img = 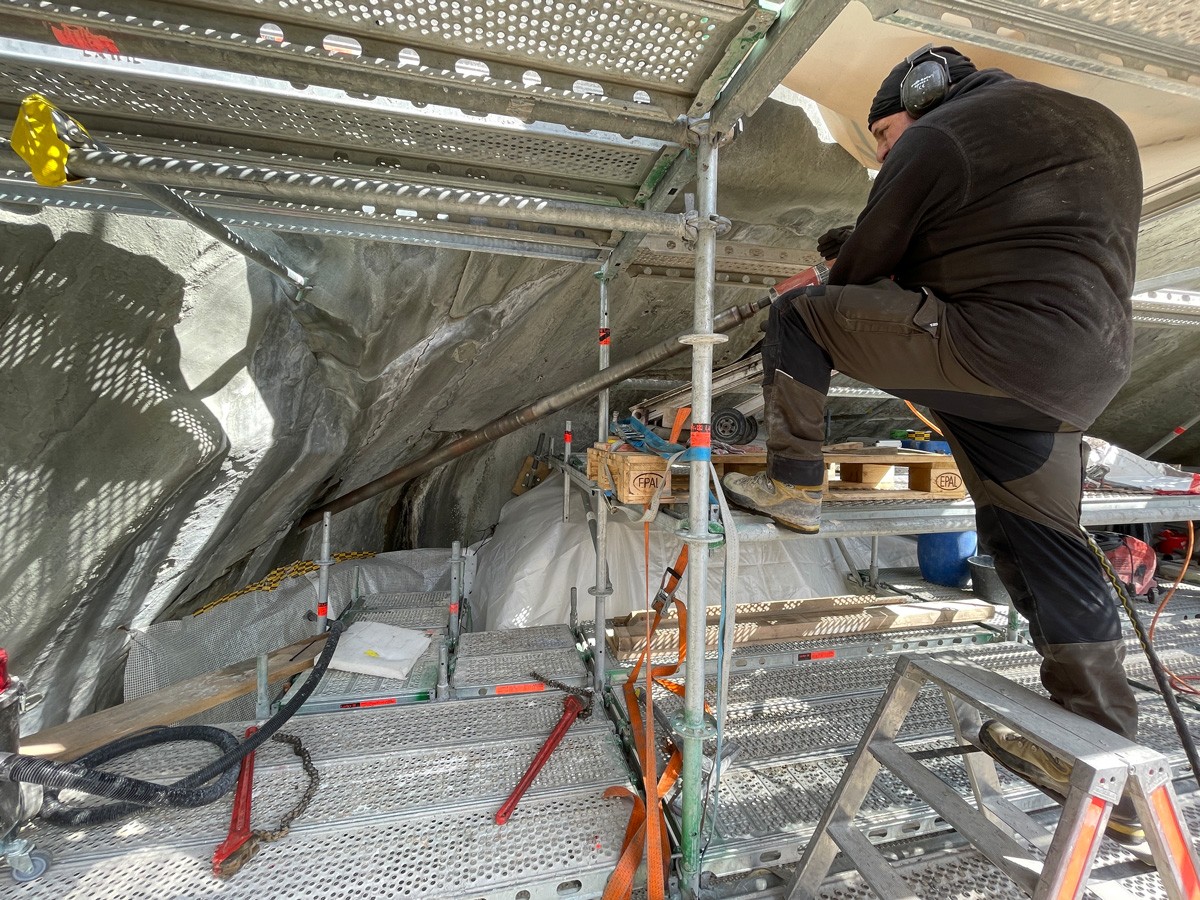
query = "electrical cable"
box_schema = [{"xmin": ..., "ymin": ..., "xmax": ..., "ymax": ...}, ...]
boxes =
[
  {"xmin": 1087, "ymin": 529, "xmax": 1200, "ymax": 784},
  {"xmin": 904, "ymin": 400, "xmax": 942, "ymax": 436},
  {"xmin": 1147, "ymin": 521, "xmax": 1200, "ymax": 696},
  {"xmin": 2, "ymin": 621, "xmax": 345, "ymax": 825}
]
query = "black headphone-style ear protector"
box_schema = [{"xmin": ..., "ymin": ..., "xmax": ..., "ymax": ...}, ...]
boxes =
[{"xmin": 900, "ymin": 44, "xmax": 950, "ymax": 118}]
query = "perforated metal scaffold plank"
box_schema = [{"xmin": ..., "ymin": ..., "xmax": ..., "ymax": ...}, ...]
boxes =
[
  {"xmin": 15, "ymin": 692, "xmax": 631, "ymax": 899},
  {"xmin": 865, "ymin": 0, "xmax": 1200, "ymax": 97},
  {"xmin": 452, "ymin": 645, "xmax": 589, "ymax": 697},
  {"xmin": 0, "ymin": 40, "xmax": 670, "ymax": 193},
  {"xmin": 0, "ymin": 0, "xmax": 773, "ymax": 134}
]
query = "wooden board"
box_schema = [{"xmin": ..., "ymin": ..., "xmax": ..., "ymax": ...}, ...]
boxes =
[
  {"xmin": 615, "ymin": 594, "xmax": 907, "ymax": 626},
  {"xmin": 21, "ymin": 635, "xmax": 327, "ymax": 761},
  {"xmin": 609, "ymin": 597, "xmax": 994, "ymax": 658},
  {"xmin": 512, "ymin": 456, "xmax": 551, "ymax": 494},
  {"xmin": 826, "ymin": 448, "xmax": 966, "ymax": 500}
]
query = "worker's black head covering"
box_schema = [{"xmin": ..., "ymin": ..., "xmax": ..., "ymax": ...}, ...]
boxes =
[{"xmin": 867, "ymin": 46, "xmax": 977, "ymax": 126}]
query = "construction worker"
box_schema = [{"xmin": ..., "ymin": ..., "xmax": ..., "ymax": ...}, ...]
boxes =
[{"xmin": 723, "ymin": 46, "xmax": 1146, "ymax": 844}]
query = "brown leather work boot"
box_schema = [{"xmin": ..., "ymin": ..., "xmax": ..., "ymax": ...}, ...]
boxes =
[
  {"xmin": 979, "ymin": 720, "xmax": 1149, "ymax": 855},
  {"xmin": 722, "ymin": 472, "xmax": 821, "ymax": 534}
]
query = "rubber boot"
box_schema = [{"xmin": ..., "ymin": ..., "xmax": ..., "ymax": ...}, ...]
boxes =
[{"xmin": 1040, "ymin": 639, "xmax": 1138, "ymax": 741}]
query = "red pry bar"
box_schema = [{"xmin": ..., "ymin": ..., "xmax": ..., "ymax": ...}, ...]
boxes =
[
  {"xmin": 494, "ymin": 694, "xmax": 585, "ymax": 824},
  {"xmin": 212, "ymin": 726, "xmax": 258, "ymax": 875}
]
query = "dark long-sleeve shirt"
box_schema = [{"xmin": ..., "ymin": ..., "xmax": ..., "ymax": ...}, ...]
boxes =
[{"xmin": 830, "ymin": 69, "xmax": 1141, "ymax": 429}]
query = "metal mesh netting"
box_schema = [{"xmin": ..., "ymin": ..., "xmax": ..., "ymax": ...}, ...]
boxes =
[{"xmin": 123, "ymin": 550, "xmax": 452, "ymax": 714}]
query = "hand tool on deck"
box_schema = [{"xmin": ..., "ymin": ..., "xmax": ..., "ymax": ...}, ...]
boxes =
[
  {"xmin": 494, "ymin": 694, "xmax": 586, "ymax": 825},
  {"xmin": 212, "ymin": 726, "xmax": 258, "ymax": 877}
]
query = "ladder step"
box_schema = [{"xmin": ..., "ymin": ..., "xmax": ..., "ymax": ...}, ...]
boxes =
[
  {"xmin": 827, "ymin": 821, "xmax": 920, "ymax": 900},
  {"xmin": 870, "ymin": 738, "xmax": 1041, "ymax": 896}
]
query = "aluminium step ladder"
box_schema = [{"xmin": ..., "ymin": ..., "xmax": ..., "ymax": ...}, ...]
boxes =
[{"xmin": 786, "ymin": 651, "xmax": 1200, "ymax": 900}]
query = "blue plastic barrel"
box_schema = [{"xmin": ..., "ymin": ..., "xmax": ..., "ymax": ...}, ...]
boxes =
[{"xmin": 917, "ymin": 531, "xmax": 978, "ymax": 588}]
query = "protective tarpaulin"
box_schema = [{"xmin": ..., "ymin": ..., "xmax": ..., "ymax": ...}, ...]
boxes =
[
  {"xmin": 123, "ymin": 550, "xmax": 452, "ymax": 710},
  {"xmin": 1085, "ymin": 437, "xmax": 1200, "ymax": 494},
  {"xmin": 471, "ymin": 474, "xmax": 918, "ymax": 630}
]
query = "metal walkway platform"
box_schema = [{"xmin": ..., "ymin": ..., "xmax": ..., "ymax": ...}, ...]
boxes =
[
  {"xmin": 12, "ymin": 692, "xmax": 631, "ymax": 900},
  {"xmin": 610, "ymin": 585, "xmax": 1200, "ymax": 890}
]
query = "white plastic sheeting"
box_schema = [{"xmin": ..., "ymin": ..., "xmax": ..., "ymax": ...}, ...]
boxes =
[
  {"xmin": 124, "ymin": 549, "xmax": 452, "ymax": 703},
  {"xmin": 471, "ymin": 474, "xmax": 919, "ymax": 630},
  {"xmin": 1085, "ymin": 437, "xmax": 1200, "ymax": 494}
]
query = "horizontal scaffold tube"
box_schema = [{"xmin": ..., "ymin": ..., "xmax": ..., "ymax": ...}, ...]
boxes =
[
  {"xmin": 66, "ymin": 149, "xmax": 687, "ymax": 237},
  {"xmin": 299, "ymin": 293, "xmax": 772, "ymax": 528}
]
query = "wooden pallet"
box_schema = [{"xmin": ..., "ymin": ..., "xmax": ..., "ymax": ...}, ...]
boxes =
[
  {"xmin": 586, "ymin": 446, "xmax": 967, "ymax": 503},
  {"xmin": 586, "ymin": 446, "xmax": 765, "ymax": 504},
  {"xmin": 825, "ymin": 448, "xmax": 966, "ymax": 501},
  {"xmin": 608, "ymin": 595, "xmax": 995, "ymax": 658}
]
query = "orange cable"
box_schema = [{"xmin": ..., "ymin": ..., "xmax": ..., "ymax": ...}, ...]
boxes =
[
  {"xmin": 904, "ymin": 400, "xmax": 942, "ymax": 436},
  {"xmin": 1148, "ymin": 521, "xmax": 1200, "ymax": 695}
]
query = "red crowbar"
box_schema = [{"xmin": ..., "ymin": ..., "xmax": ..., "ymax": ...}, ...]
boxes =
[{"xmin": 495, "ymin": 694, "xmax": 585, "ymax": 825}]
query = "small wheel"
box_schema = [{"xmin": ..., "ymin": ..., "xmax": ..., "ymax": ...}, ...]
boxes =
[
  {"xmin": 743, "ymin": 415, "xmax": 759, "ymax": 444},
  {"xmin": 10, "ymin": 850, "xmax": 51, "ymax": 883},
  {"xmin": 712, "ymin": 407, "xmax": 749, "ymax": 444}
]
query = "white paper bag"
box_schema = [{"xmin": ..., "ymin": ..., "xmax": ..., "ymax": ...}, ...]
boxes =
[{"xmin": 329, "ymin": 620, "xmax": 432, "ymax": 681}]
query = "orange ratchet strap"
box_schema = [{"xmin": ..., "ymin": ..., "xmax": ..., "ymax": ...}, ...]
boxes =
[{"xmin": 603, "ymin": 538, "xmax": 692, "ymax": 900}]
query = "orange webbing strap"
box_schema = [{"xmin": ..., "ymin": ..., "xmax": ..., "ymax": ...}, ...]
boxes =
[
  {"xmin": 669, "ymin": 407, "xmax": 692, "ymax": 445},
  {"xmin": 641, "ymin": 519, "xmax": 665, "ymax": 900},
  {"xmin": 605, "ymin": 529, "xmax": 680, "ymax": 900}
]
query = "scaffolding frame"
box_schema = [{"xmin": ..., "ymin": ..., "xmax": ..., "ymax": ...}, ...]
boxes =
[{"xmin": 4, "ymin": 1, "xmax": 1200, "ymax": 895}]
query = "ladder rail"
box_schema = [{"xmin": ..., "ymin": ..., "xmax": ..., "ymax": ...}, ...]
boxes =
[
  {"xmin": 786, "ymin": 651, "xmax": 1200, "ymax": 900},
  {"xmin": 784, "ymin": 664, "xmax": 926, "ymax": 900}
]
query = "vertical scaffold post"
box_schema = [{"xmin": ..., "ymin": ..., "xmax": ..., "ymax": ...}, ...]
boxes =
[
  {"xmin": 589, "ymin": 491, "xmax": 611, "ymax": 694},
  {"xmin": 597, "ymin": 266, "xmax": 613, "ymax": 444},
  {"xmin": 449, "ymin": 541, "xmax": 463, "ymax": 643},
  {"xmin": 676, "ymin": 123, "xmax": 729, "ymax": 898},
  {"xmin": 563, "ymin": 421, "xmax": 573, "ymax": 522},
  {"xmin": 315, "ymin": 512, "xmax": 332, "ymax": 633}
]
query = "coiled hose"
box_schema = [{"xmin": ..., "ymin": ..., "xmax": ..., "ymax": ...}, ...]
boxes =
[{"xmin": 0, "ymin": 620, "xmax": 344, "ymax": 827}]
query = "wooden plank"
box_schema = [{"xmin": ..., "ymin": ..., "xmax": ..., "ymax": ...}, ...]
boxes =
[
  {"xmin": 610, "ymin": 600, "xmax": 995, "ymax": 657},
  {"xmin": 618, "ymin": 593, "xmax": 909, "ymax": 626},
  {"xmin": 22, "ymin": 636, "xmax": 328, "ymax": 761}
]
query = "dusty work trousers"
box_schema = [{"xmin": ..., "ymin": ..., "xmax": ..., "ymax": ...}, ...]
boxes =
[{"xmin": 764, "ymin": 279, "xmax": 1138, "ymax": 739}]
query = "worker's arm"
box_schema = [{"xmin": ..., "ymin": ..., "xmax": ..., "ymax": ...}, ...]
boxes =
[{"xmin": 830, "ymin": 126, "xmax": 968, "ymax": 286}]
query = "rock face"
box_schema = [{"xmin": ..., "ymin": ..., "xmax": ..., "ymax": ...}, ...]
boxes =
[{"xmin": 1, "ymin": 94, "xmax": 1192, "ymax": 729}]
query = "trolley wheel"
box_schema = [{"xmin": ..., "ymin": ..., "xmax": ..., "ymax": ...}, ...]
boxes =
[
  {"xmin": 743, "ymin": 415, "xmax": 759, "ymax": 444},
  {"xmin": 10, "ymin": 850, "xmax": 50, "ymax": 883},
  {"xmin": 712, "ymin": 407, "xmax": 750, "ymax": 444}
]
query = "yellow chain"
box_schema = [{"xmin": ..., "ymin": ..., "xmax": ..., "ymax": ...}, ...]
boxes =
[{"xmin": 193, "ymin": 551, "xmax": 376, "ymax": 616}]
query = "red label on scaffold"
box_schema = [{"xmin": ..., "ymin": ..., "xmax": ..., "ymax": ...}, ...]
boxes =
[
  {"xmin": 340, "ymin": 698, "xmax": 398, "ymax": 709},
  {"xmin": 798, "ymin": 650, "xmax": 835, "ymax": 661},
  {"xmin": 51, "ymin": 23, "xmax": 121, "ymax": 55},
  {"xmin": 317, "ymin": 602, "xmax": 328, "ymax": 617},
  {"xmin": 691, "ymin": 423, "xmax": 712, "ymax": 448},
  {"xmin": 564, "ymin": 431, "xmax": 572, "ymax": 444},
  {"xmin": 598, "ymin": 328, "xmax": 611, "ymax": 346},
  {"xmin": 449, "ymin": 603, "xmax": 459, "ymax": 614},
  {"xmin": 495, "ymin": 682, "xmax": 546, "ymax": 695}
]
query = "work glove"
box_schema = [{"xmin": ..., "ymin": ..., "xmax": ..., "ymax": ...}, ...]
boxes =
[{"xmin": 817, "ymin": 225, "xmax": 853, "ymax": 261}]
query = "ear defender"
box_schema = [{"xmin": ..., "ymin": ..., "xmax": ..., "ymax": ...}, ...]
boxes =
[{"xmin": 900, "ymin": 44, "xmax": 950, "ymax": 117}]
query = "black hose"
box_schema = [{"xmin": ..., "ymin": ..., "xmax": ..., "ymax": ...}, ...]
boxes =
[
  {"xmin": 3, "ymin": 621, "xmax": 344, "ymax": 826},
  {"xmin": 1089, "ymin": 531, "xmax": 1200, "ymax": 780}
]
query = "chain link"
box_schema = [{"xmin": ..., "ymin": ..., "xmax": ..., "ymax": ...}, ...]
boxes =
[
  {"xmin": 216, "ymin": 732, "xmax": 320, "ymax": 879},
  {"xmin": 530, "ymin": 670, "xmax": 594, "ymax": 719}
]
